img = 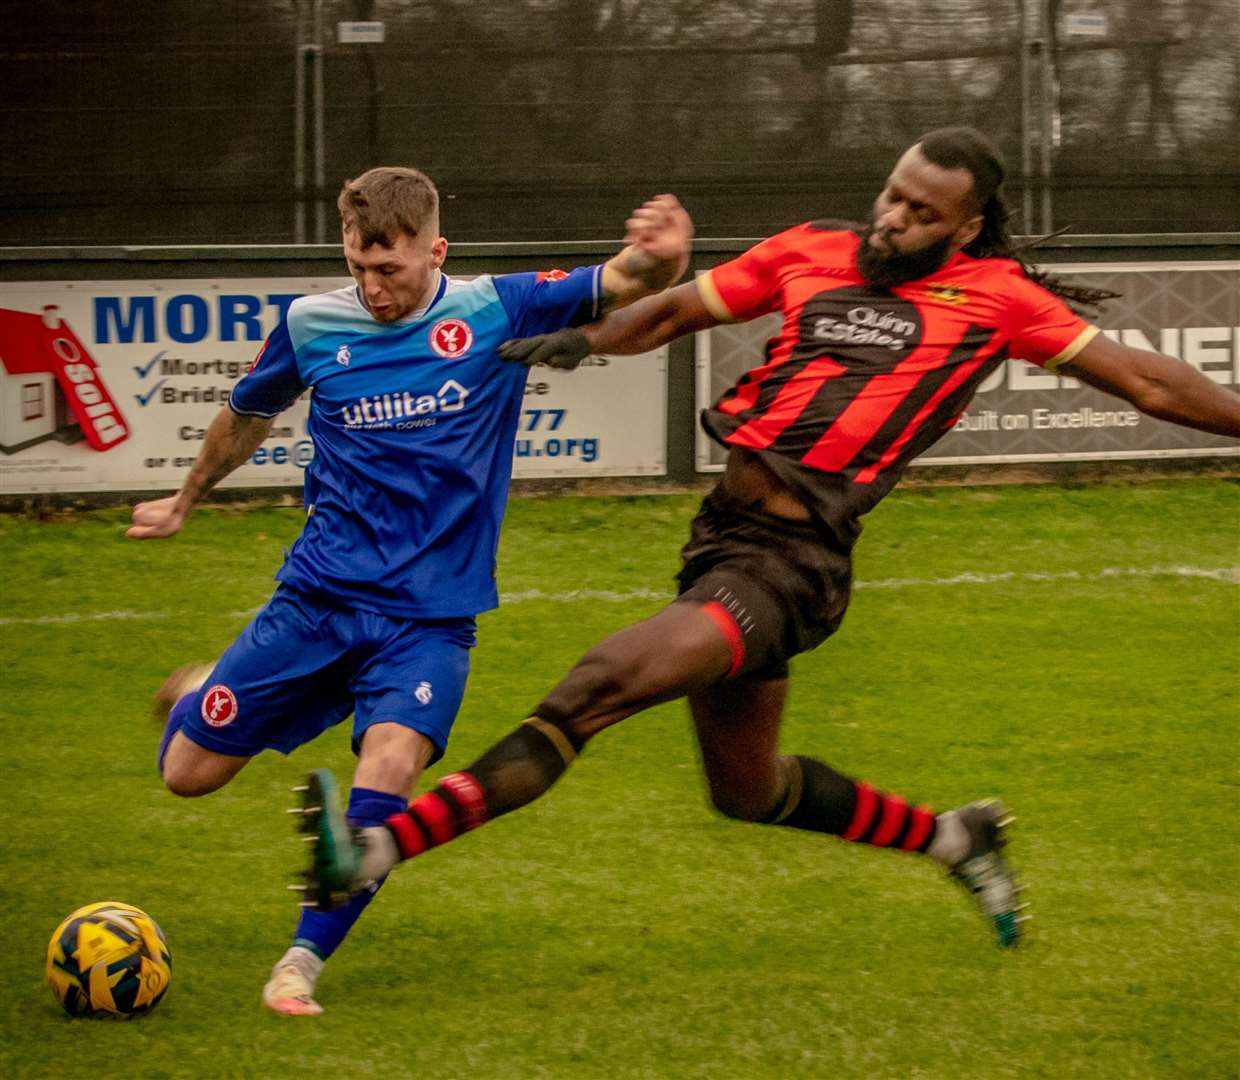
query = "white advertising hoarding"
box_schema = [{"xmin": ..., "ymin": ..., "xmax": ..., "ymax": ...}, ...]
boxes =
[{"xmin": 0, "ymin": 278, "xmax": 666, "ymax": 494}]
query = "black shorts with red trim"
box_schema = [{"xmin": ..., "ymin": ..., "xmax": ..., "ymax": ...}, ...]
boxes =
[{"xmin": 675, "ymin": 487, "xmax": 853, "ymax": 681}]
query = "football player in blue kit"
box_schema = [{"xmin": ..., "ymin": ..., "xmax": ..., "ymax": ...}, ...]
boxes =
[{"xmin": 126, "ymin": 166, "xmax": 693, "ymax": 1015}]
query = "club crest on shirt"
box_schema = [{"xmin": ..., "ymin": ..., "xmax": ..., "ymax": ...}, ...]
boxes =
[
  {"xmin": 429, "ymin": 318, "xmax": 474, "ymax": 359},
  {"xmin": 925, "ymin": 283, "xmax": 968, "ymax": 306},
  {"xmin": 335, "ymin": 343, "xmax": 352, "ymax": 366}
]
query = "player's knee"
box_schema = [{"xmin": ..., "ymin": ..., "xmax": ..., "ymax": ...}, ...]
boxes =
[
  {"xmin": 575, "ymin": 646, "xmax": 636, "ymax": 696},
  {"xmin": 160, "ymin": 737, "xmax": 240, "ymax": 797},
  {"xmin": 161, "ymin": 762, "xmax": 225, "ymax": 798},
  {"xmin": 541, "ymin": 647, "xmax": 634, "ymax": 718},
  {"xmin": 360, "ymin": 750, "xmax": 420, "ymax": 795},
  {"xmin": 356, "ymin": 724, "xmax": 432, "ymax": 795}
]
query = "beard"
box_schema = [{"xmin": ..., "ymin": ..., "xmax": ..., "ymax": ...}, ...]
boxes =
[{"xmin": 856, "ymin": 225, "xmax": 954, "ymax": 289}]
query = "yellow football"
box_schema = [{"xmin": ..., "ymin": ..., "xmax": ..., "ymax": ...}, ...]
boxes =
[{"xmin": 46, "ymin": 901, "xmax": 171, "ymax": 1018}]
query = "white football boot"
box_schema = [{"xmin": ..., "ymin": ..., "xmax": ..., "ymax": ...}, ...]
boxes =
[{"xmin": 262, "ymin": 946, "xmax": 324, "ymax": 1017}]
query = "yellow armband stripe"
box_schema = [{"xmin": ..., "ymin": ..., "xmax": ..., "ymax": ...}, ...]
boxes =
[
  {"xmin": 697, "ymin": 271, "xmax": 739, "ymax": 323},
  {"xmin": 1045, "ymin": 325, "xmax": 1100, "ymax": 371}
]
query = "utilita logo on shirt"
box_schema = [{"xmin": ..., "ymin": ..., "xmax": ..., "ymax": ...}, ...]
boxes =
[{"xmin": 340, "ymin": 378, "xmax": 470, "ymax": 430}]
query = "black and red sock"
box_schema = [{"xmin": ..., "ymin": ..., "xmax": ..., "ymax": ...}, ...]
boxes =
[
  {"xmin": 385, "ymin": 771, "xmax": 488, "ymax": 859},
  {"xmin": 770, "ymin": 755, "xmax": 937, "ymax": 853},
  {"xmin": 384, "ymin": 712, "xmax": 582, "ymax": 862}
]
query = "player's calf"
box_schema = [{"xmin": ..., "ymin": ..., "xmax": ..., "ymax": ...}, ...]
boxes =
[{"xmin": 707, "ymin": 782, "xmax": 784, "ymax": 824}]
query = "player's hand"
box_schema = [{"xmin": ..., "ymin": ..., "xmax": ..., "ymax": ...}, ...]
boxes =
[
  {"xmin": 498, "ymin": 327, "xmax": 591, "ymax": 371},
  {"xmin": 623, "ymin": 194, "xmax": 693, "ymax": 263},
  {"xmin": 126, "ymin": 495, "xmax": 189, "ymax": 540}
]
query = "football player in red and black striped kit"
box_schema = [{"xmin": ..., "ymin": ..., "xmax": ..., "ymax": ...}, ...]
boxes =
[{"xmin": 297, "ymin": 128, "xmax": 1240, "ymax": 949}]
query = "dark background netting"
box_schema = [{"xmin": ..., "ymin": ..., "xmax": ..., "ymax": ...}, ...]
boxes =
[{"xmin": 2, "ymin": 0, "xmax": 1236, "ymax": 246}]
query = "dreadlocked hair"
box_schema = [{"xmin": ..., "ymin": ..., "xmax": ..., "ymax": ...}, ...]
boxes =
[{"xmin": 916, "ymin": 127, "xmax": 1120, "ymax": 316}]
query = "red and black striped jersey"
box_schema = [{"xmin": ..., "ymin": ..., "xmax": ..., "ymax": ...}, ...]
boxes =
[{"xmin": 698, "ymin": 222, "xmax": 1099, "ymax": 544}]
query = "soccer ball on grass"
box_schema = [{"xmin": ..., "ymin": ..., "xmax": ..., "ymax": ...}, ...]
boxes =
[{"xmin": 46, "ymin": 901, "xmax": 171, "ymax": 1018}]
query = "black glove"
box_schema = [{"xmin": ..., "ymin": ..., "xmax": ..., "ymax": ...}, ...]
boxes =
[{"xmin": 498, "ymin": 327, "xmax": 591, "ymax": 371}]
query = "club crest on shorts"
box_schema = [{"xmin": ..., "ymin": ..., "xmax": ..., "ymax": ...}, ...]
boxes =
[
  {"xmin": 414, "ymin": 681, "xmax": 433, "ymax": 706},
  {"xmin": 201, "ymin": 684, "xmax": 238, "ymax": 727},
  {"xmin": 429, "ymin": 319, "xmax": 473, "ymax": 359}
]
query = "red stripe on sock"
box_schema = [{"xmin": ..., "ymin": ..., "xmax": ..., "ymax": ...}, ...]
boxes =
[
  {"xmin": 387, "ymin": 811, "xmax": 427, "ymax": 859},
  {"xmin": 413, "ymin": 792, "xmax": 455, "ymax": 847},
  {"xmin": 870, "ymin": 795, "xmax": 909, "ymax": 847},
  {"xmin": 842, "ymin": 782, "xmax": 878, "ymax": 841},
  {"xmin": 439, "ymin": 772, "xmax": 488, "ymax": 832},
  {"xmin": 902, "ymin": 805, "xmax": 936, "ymax": 852},
  {"xmin": 702, "ymin": 600, "xmax": 745, "ymax": 678}
]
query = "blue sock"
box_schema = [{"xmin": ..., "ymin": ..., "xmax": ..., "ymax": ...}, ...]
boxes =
[
  {"xmin": 157, "ymin": 695, "xmax": 192, "ymax": 775},
  {"xmin": 292, "ymin": 786, "xmax": 406, "ymax": 961}
]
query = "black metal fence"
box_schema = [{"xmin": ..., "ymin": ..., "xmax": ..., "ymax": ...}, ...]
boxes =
[{"xmin": 2, "ymin": 0, "xmax": 1237, "ymax": 246}]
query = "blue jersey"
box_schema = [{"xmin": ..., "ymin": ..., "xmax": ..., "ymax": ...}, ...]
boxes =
[{"xmin": 229, "ymin": 265, "xmax": 603, "ymax": 617}]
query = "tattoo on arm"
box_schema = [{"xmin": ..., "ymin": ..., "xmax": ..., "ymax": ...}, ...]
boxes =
[{"xmin": 181, "ymin": 411, "xmax": 273, "ymax": 505}]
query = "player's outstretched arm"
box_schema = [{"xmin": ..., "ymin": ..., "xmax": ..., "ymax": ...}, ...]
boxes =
[
  {"xmin": 1062, "ymin": 334, "xmax": 1240, "ymax": 437},
  {"xmin": 597, "ymin": 194, "xmax": 693, "ymax": 312},
  {"xmin": 498, "ymin": 280, "xmax": 720, "ymax": 370},
  {"xmin": 127, "ymin": 407, "xmax": 274, "ymax": 539}
]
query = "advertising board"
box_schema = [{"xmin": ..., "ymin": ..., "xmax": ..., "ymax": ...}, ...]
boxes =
[{"xmin": 0, "ymin": 278, "xmax": 666, "ymax": 494}]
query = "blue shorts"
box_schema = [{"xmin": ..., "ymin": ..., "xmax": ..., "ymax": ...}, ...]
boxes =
[{"xmin": 176, "ymin": 587, "xmax": 476, "ymax": 763}]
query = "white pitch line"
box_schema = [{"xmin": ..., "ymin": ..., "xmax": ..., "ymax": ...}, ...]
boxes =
[
  {"xmin": 0, "ymin": 610, "xmax": 169, "ymax": 626},
  {"xmin": 499, "ymin": 588, "xmax": 669, "ymax": 604},
  {"xmin": 852, "ymin": 565, "xmax": 1240, "ymax": 589},
  {"xmin": 1, "ymin": 565, "xmax": 1236, "ymax": 627}
]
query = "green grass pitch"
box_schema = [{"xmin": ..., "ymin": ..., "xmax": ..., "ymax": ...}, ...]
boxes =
[{"xmin": 1, "ymin": 479, "xmax": 1237, "ymax": 1078}]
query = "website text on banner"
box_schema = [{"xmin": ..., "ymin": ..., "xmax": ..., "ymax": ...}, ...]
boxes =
[{"xmin": 0, "ymin": 279, "xmax": 666, "ymax": 494}]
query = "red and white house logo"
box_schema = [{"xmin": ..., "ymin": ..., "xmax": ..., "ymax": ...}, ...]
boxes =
[
  {"xmin": 201, "ymin": 684, "xmax": 239, "ymax": 727},
  {"xmin": 428, "ymin": 319, "xmax": 473, "ymax": 359},
  {"xmin": 0, "ymin": 305, "xmax": 130, "ymax": 455}
]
